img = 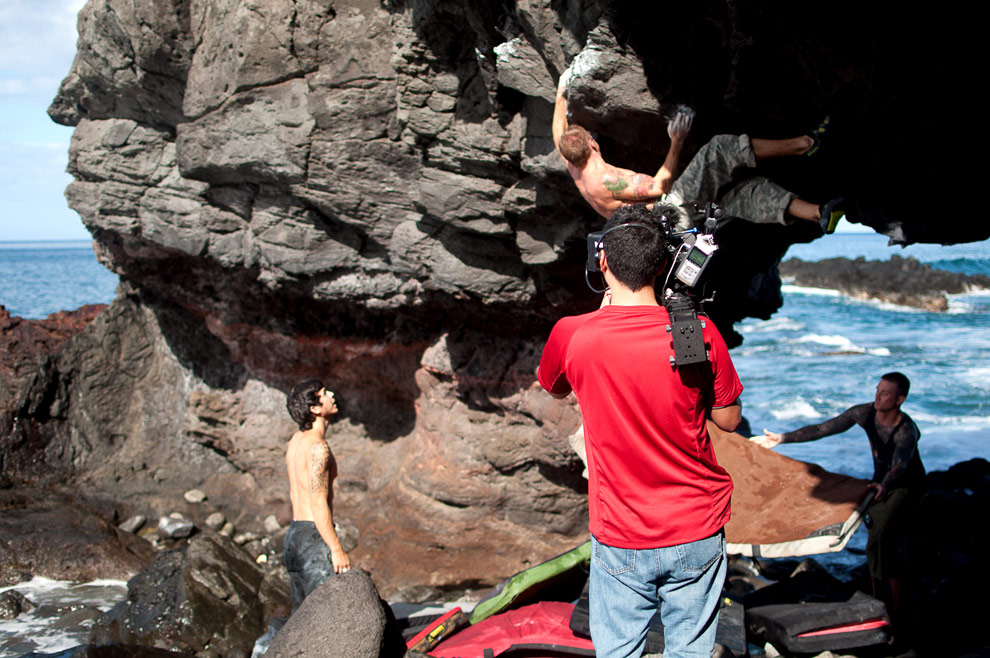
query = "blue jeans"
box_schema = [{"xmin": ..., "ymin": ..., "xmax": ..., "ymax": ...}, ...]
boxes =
[
  {"xmin": 589, "ymin": 532, "xmax": 726, "ymax": 658},
  {"xmin": 284, "ymin": 520, "xmax": 334, "ymax": 612}
]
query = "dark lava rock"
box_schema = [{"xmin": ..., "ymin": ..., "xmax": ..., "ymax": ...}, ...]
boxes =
[
  {"xmin": 0, "ymin": 488, "xmax": 153, "ymax": 582},
  {"xmin": 900, "ymin": 459, "xmax": 990, "ymax": 656},
  {"xmin": 0, "ymin": 589, "xmax": 34, "ymax": 619},
  {"xmin": 780, "ymin": 255, "xmax": 990, "ymax": 311},
  {"xmin": 265, "ymin": 570, "xmax": 404, "ymax": 658},
  {"xmin": 90, "ymin": 532, "xmax": 289, "ymax": 657}
]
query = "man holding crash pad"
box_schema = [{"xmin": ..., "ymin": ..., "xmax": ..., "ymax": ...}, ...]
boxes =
[{"xmin": 753, "ymin": 371, "xmax": 923, "ymax": 616}]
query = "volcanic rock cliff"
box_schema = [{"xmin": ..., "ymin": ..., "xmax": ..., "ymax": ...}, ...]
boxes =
[{"xmin": 2, "ymin": 0, "xmax": 986, "ymax": 592}]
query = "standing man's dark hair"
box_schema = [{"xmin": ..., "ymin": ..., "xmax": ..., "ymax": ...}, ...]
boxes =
[
  {"xmin": 881, "ymin": 372, "xmax": 910, "ymax": 398},
  {"xmin": 287, "ymin": 378, "xmax": 323, "ymax": 430}
]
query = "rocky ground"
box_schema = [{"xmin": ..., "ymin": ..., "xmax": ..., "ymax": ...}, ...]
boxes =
[{"xmin": 780, "ymin": 255, "xmax": 990, "ymax": 311}]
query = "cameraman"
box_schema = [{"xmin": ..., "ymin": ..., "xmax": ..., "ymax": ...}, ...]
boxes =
[{"xmin": 538, "ymin": 204, "xmax": 743, "ymax": 658}]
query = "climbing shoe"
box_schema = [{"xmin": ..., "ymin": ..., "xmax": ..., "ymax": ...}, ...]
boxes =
[
  {"xmin": 804, "ymin": 116, "xmax": 830, "ymax": 157},
  {"xmin": 819, "ymin": 196, "xmax": 845, "ymax": 234}
]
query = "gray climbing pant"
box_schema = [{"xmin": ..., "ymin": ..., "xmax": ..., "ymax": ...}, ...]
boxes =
[{"xmin": 666, "ymin": 134, "xmax": 796, "ymax": 229}]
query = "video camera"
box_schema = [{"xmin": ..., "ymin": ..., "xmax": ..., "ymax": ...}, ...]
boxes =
[{"xmin": 585, "ymin": 202, "xmax": 723, "ymax": 367}]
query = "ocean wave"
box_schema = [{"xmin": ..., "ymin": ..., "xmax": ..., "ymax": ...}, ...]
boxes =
[
  {"xmin": 769, "ymin": 399, "xmax": 823, "ymax": 420},
  {"xmin": 0, "ymin": 577, "xmax": 127, "ymax": 657},
  {"xmin": 788, "ymin": 334, "xmax": 889, "ymax": 356},
  {"xmin": 740, "ymin": 315, "xmax": 805, "ymax": 333},
  {"xmin": 735, "ymin": 344, "xmax": 775, "ymax": 357},
  {"xmin": 781, "ymin": 284, "xmax": 841, "ymax": 297},
  {"xmin": 911, "ymin": 411, "xmax": 990, "ymax": 431},
  {"xmin": 782, "ymin": 285, "xmax": 938, "ymax": 314},
  {"xmin": 961, "ymin": 367, "xmax": 990, "ymax": 390}
]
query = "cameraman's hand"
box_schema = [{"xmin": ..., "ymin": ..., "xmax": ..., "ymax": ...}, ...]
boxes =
[{"xmin": 667, "ymin": 111, "xmax": 693, "ymax": 142}]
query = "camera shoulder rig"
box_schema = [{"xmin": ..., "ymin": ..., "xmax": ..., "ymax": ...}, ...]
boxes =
[{"xmin": 664, "ymin": 292, "xmax": 709, "ymax": 368}]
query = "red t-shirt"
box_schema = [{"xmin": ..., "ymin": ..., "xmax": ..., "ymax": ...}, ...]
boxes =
[{"xmin": 538, "ymin": 304, "xmax": 742, "ymax": 549}]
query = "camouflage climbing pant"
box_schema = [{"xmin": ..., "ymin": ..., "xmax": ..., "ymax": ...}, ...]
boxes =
[{"xmin": 666, "ymin": 134, "xmax": 796, "ymax": 229}]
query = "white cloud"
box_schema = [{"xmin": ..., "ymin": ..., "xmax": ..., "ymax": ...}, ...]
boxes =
[
  {"xmin": 0, "ymin": 0, "xmax": 83, "ymax": 238},
  {"xmin": 0, "ymin": 0, "xmax": 82, "ymax": 104}
]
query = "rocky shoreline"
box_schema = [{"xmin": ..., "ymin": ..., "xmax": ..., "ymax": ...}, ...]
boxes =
[
  {"xmin": 779, "ymin": 255, "xmax": 990, "ymax": 312},
  {"xmin": 3, "ymin": 457, "xmax": 988, "ymax": 657}
]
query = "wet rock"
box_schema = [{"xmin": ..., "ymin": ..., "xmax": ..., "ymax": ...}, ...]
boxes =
[
  {"xmin": 265, "ymin": 570, "xmax": 403, "ymax": 658},
  {"xmin": 118, "ymin": 516, "xmax": 146, "ymax": 534},
  {"xmin": 54, "ymin": 606, "xmax": 104, "ymax": 628},
  {"xmin": 90, "ymin": 533, "xmax": 289, "ymax": 656},
  {"xmin": 157, "ymin": 516, "xmax": 194, "ymax": 540},
  {"xmin": 0, "ymin": 589, "xmax": 34, "ymax": 619},
  {"xmin": 219, "ymin": 522, "xmax": 235, "ymax": 537},
  {"xmin": 21, "ymin": 644, "xmax": 187, "ymax": 657}
]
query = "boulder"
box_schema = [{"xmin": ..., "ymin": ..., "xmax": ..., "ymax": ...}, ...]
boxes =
[
  {"xmin": 265, "ymin": 570, "xmax": 404, "ymax": 658},
  {"xmin": 0, "ymin": 589, "xmax": 34, "ymax": 620},
  {"xmin": 90, "ymin": 533, "xmax": 290, "ymax": 656},
  {"xmin": 0, "ymin": 489, "xmax": 153, "ymax": 583}
]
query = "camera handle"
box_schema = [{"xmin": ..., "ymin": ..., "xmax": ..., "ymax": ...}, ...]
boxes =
[{"xmin": 664, "ymin": 292, "xmax": 709, "ymax": 368}]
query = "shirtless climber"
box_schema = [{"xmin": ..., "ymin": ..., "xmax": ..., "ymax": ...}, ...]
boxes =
[
  {"xmin": 284, "ymin": 379, "xmax": 350, "ymax": 612},
  {"xmin": 552, "ymin": 67, "xmax": 846, "ymax": 233}
]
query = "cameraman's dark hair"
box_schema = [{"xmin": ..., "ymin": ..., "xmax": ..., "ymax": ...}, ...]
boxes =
[
  {"xmin": 601, "ymin": 204, "xmax": 667, "ymax": 291},
  {"xmin": 881, "ymin": 372, "xmax": 910, "ymax": 398},
  {"xmin": 287, "ymin": 378, "xmax": 323, "ymax": 431}
]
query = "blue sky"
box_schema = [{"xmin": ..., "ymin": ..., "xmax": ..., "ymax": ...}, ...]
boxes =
[
  {"xmin": 0, "ymin": 0, "xmax": 87, "ymax": 241},
  {"xmin": 0, "ymin": 1, "xmax": 869, "ymax": 242}
]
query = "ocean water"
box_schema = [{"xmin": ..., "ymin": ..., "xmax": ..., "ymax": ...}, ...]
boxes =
[
  {"xmin": 0, "ymin": 578, "xmax": 127, "ymax": 657},
  {"xmin": 0, "ymin": 241, "xmax": 119, "ymax": 319}
]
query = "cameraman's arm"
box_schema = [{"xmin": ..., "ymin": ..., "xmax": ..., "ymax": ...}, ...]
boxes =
[{"xmin": 711, "ymin": 399, "xmax": 741, "ymax": 432}]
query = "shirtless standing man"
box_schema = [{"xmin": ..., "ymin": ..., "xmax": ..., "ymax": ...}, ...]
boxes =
[
  {"xmin": 551, "ymin": 68, "xmax": 845, "ymax": 232},
  {"xmin": 284, "ymin": 378, "xmax": 351, "ymax": 612}
]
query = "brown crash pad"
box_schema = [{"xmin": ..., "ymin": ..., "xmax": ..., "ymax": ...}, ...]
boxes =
[{"xmin": 709, "ymin": 423, "xmax": 872, "ymax": 557}]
